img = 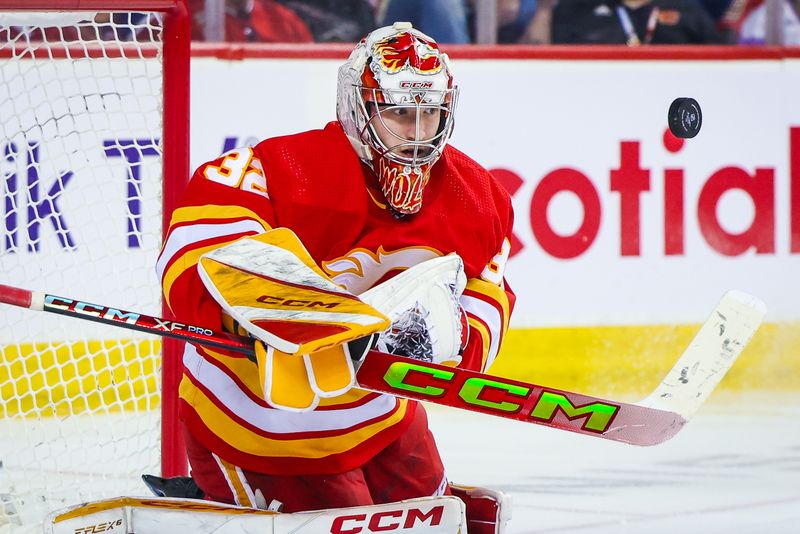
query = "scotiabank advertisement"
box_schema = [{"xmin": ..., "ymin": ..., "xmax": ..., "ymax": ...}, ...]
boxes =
[
  {"xmin": 191, "ymin": 52, "xmax": 800, "ymax": 325},
  {"xmin": 190, "ymin": 50, "xmax": 799, "ymax": 390}
]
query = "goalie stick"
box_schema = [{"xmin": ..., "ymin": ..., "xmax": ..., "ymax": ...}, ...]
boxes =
[{"xmin": 0, "ymin": 283, "xmax": 765, "ymax": 446}]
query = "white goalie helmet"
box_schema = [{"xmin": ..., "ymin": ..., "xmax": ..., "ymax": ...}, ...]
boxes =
[{"xmin": 336, "ymin": 21, "xmax": 459, "ymax": 216}]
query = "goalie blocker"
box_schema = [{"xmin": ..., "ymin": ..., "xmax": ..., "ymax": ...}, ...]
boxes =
[{"xmin": 197, "ymin": 229, "xmax": 468, "ymax": 412}]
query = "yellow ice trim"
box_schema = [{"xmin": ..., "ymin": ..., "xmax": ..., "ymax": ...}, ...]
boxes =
[{"xmin": 489, "ymin": 322, "xmax": 800, "ymax": 398}]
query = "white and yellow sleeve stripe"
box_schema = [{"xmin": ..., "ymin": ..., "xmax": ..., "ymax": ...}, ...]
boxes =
[{"xmin": 461, "ymin": 277, "xmax": 512, "ymax": 371}]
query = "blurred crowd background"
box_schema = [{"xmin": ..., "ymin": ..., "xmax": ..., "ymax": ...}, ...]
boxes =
[
  {"xmin": 3, "ymin": 0, "xmax": 799, "ymax": 46},
  {"xmin": 186, "ymin": 0, "xmax": 798, "ymax": 46}
]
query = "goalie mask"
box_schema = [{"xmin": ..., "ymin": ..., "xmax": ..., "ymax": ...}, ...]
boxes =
[{"xmin": 337, "ymin": 22, "xmax": 459, "ymax": 216}]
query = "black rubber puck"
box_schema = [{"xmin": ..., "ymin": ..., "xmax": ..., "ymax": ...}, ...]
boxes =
[{"xmin": 668, "ymin": 97, "xmax": 702, "ymax": 139}]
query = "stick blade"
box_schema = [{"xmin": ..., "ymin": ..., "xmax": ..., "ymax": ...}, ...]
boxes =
[{"xmin": 640, "ymin": 290, "xmax": 766, "ymax": 419}]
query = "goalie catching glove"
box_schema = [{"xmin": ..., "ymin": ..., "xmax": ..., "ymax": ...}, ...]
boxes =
[
  {"xmin": 360, "ymin": 253, "xmax": 468, "ymax": 367},
  {"xmin": 198, "ymin": 228, "xmax": 468, "ymax": 411}
]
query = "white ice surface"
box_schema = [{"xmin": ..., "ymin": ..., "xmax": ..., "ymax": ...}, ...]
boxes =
[
  {"xmin": 428, "ymin": 393, "xmax": 800, "ymax": 533},
  {"xmin": 2, "ymin": 395, "xmax": 798, "ymax": 533}
]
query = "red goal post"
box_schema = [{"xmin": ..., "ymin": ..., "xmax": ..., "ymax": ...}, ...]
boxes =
[{"xmin": 0, "ymin": 0, "xmax": 189, "ymax": 524}]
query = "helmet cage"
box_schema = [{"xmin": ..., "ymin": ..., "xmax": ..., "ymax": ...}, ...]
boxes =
[{"xmin": 354, "ymin": 85, "xmax": 458, "ymax": 169}]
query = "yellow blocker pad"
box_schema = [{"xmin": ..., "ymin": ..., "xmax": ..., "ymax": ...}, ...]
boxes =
[
  {"xmin": 199, "ymin": 229, "xmax": 389, "ymax": 411},
  {"xmin": 198, "ymin": 229, "xmax": 389, "ymax": 354}
]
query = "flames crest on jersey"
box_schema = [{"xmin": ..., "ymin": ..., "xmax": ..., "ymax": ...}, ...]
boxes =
[
  {"xmin": 324, "ymin": 247, "xmax": 441, "ymax": 295},
  {"xmin": 371, "ymin": 31, "xmax": 443, "ymax": 75}
]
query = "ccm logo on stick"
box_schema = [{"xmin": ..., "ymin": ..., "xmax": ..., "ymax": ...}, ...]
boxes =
[
  {"xmin": 330, "ymin": 505, "xmax": 443, "ymax": 533},
  {"xmin": 384, "ymin": 361, "xmax": 620, "ymax": 433},
  {"xmin": 45, "ymin": 296, "xmax": 140, "ymax": 324}
]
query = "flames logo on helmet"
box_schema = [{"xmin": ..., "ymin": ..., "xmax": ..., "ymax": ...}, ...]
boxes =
[{"xmin": 372, "ymin": 32, "xmax": 443, "ymax": 75}]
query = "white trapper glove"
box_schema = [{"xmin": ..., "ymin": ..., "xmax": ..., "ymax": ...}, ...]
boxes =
[{"xmin": 360, "ymin": 254, "xmax": 468, "ymax": 367}]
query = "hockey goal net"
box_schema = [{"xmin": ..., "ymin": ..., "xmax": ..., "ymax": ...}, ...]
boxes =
[{"xmin": 0, "ymin": 1, "xmax": 188, "ymax": 529}]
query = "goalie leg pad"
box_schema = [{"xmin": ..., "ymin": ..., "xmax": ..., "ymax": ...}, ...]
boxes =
[
  {"xmin": 44, "ymin": 496, "xmax": 467, "ymax": 534},
  {"xmin": 448, "ymin": 484, "xmax": 512, "ymax": 534}
]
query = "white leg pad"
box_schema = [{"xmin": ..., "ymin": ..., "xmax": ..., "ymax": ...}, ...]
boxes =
[{"xmin": 43, "ymin": 495, "xmax": 467, "ymax": 534}]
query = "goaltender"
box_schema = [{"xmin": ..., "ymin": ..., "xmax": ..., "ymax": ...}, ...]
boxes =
[{"xmin": 155, "ymin": 21, "xmax": 515, "ymax": 521}]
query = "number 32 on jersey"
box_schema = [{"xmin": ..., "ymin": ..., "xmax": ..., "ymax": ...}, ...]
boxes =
[{"xmin": 203, "ymin": 147, "xmax": 269, "ymax": 199}]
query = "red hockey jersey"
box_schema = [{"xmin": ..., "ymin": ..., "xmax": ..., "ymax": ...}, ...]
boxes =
[{"xmin": 157, "ymin": 122, "xmax": 515, "ymax": 475}]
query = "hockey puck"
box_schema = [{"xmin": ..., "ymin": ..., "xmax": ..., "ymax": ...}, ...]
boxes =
[{"xmin": 668, "ymin": 97, "xmax": 702, "ymax": 139}]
